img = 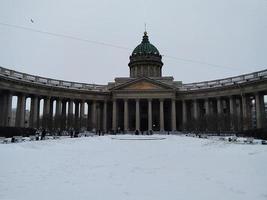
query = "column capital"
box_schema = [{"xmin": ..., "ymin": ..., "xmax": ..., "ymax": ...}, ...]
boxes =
[
  {"xmin": 55, "ymin": 97, "xmax": 63, "ymax": 100},
  {"xmin": 30, "ymin": 94, "xmax": 39, "ymax": 98},
  {"xmin": 18, "ymin": 93, "xmax": 26, "ymax": 97},
  {"xmin": 61, "ymin": 99, "xmax": 67, "ymax": 103},
  {"xmin": 171, "ymin": 98, "xmax": 176, "ymax": 103},
  {"xmin": 87, "ymin": 99, "xmax": 97, "ymax": 104},
  {"xmin": 241, "ymin": 93, "xmax": 248, "ymax": 98}
]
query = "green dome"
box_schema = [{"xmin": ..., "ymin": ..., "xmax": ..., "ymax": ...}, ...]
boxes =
[{"xmin": 132, "ymin": 32, "xmax": 160, "ymax": 55}]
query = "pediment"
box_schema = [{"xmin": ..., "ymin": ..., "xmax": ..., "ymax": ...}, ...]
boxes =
[
  {"xmin": 111, "ymin": 78, "xmax": 174, "ymax": 91},
  {"xmin": 124, "ymin": 80, "xmax": 163, "ymax": 90}
]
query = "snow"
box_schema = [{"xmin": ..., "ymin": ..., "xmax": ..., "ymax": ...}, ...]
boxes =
[{"xmin": 0, "ymin": 135, "xmax": 267, "ymax": 200}]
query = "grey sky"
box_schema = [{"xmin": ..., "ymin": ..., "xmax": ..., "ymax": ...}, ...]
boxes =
[{"xmin": 0, "ymin": 0, "xmax": 266, "ymax": 85}]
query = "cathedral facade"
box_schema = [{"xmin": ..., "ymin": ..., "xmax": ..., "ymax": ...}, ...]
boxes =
[{"xmin": 0, "ymin": 32, "xmax": 266, "ymax": 133}]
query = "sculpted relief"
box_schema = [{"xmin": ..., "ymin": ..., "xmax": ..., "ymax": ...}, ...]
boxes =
[{"xmin": 124, "ymin": 80, "xmax": 163, "ymax": 90}]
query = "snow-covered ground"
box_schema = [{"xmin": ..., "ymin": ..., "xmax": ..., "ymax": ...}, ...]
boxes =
[{"xmin": 0, "ymin": 135, "xmax": 266, "ymax": 200}]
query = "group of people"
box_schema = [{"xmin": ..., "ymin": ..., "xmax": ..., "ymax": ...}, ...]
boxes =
[
  {"xmin": 134, "ymin": 129, "xmax": 153, "ymax": 135},
  {"xmin": 35, "ymin": 128, "xmax": 156, "ymax": 140}
]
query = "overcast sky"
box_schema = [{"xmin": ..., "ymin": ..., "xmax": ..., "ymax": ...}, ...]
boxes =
[{"xmin": 0, "ymin": 0, "xmax": 266, "ymax": 84}]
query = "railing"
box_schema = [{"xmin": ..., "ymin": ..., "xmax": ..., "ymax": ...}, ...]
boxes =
[
  {"xmin": 180, "ymin": 69, "xmax": 267, "ymax": 91},
  {"xmin": 0, "ymin": 66, "xmax": 266, "ymax": 92},
  {"xmin": 0, "ymin": 66, "xmax": 108, "ymax": 92}
]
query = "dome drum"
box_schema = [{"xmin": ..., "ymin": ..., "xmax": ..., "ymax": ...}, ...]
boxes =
[{"xmin": 128, "ymin": 32, "xmax": 163, "ymax": 78}]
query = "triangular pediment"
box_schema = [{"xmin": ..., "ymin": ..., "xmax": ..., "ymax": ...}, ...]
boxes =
[
  {"xmin": 111, "ymin": 77, "xmax": 174, "ymax": 91},
  {"xmin": 124, "ymin": 80, "xmax": 163, "ymax": 90}
]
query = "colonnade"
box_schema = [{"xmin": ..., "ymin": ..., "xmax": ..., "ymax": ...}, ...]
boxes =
[
  {"xmin": 182, "ymin": 92, "xmax": 266, "ymax": 131},
  {"xmin": 0, "ymin": 92, "xmax": 106, "ymax": 132},
  {"xmin": 0, "ymin": 91, "xmax": 266, "ymax": 132},
  {"xmin": 111, "ymin": 98, "xmax": 177, "ymax": 132},
  {"xmin": 41, "ymin": 98, "xmax": 105, "ymax": 131}
]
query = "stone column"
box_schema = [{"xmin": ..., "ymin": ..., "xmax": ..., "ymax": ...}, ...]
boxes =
[
  {"xmin": 112, "ymin": 99, "xmax": 117, "ymax": 131},
  {"xmin": 61, "ymin": 100, "xmax": 67, "ymax": 130},
  {"xmin": 246, "ymin": 96, "xmax": 252, "ymax": 129},
  {"xmin": 56, "ymin": 99, "xmax": 62, "ymax": 116},
  {"xmin": 255, "ymin": 93, "xmax": 265, "ymax": 129},
  {"xmin": 229, "ymin": 96, "xmax": 236, "ymax": 131},
  {"xmin": 49, "ymin": 99, "xmax": 54, "ymax": 130},
  {"xmin": 204, "ymin": 98, "xmax": 210, "ymax": 115},
  {"xmin": 30, "ymin": 96, "xmax": 39, "ymax": 128},
  {"xmin": 80, "ymin": 100, "xmax": 85, "ymax": 129},
  {"xmin": 86, "ymin": 101, "xmax": 91, "ymax": 130},
  {"xmin": 36, "ymin": 99, "xmax": 40, "ymax": 128},
  {"xmin": 241, "ymin": 95, "xmax": 248, "ymax": 131},
  {"xmin": 3, "ymin": 92, "xmax": 12, "ymax": 127},
  {"xmin": 148, "ymin": 99, "xmax": 152, "ymax": 131},
  {"xmin": 74, "ymin": 101, "xmax": 80, "ymax": 130},
  {"xmin": 103, "ymin": 100, "xmax": 107, "ymax": 133},
  {"xmin": 95, "ymin": 103, "xmax": 100, "ymax": 130},
  {"xmin": 171, "ymin": 99, "xmax": 176, "ymax": 131},
  {"xmin": 193, "ymin": 99, "xmax": 198, "ymax": 120},
  {"xmin": 68, "ymin": 100, "xmax": 74, "ymax": 129},
  {"xmin": 15, "ymin": 94, "xmax": 26, "ymax": 127},
  {"xmin": 182, "ymin": 100, "xmax": 187, "ymax": 128},
  {"xmin": 55, "ymin": 99, "xmax": 62, "ymax": 129},
  {"xmin": 210, "ymin": 99, "xmax": 215, "ymax": 114},
  {"xmin": 91, "ymin": 101, "xmax": 96, "ymax": 131},
  {"xmin": 229, "ymin": 96, "xmax": 235, "ymax": 116},
  {"xmin": 217, "ymin": 97, "xmax": 222, "ymax": 115},
  {"xmin": 124, "ymin": 99, "xmax": 129, "ymax": 132},
  {"xmin": 160, "ymin": 99, "xmax": 164, "ymax": 131},
  {"xmin": 136, "ymin": 99, "xmax": 140, "ymax": 131},
  {"xmin": 43, "ymin": 97, "xmax": 51, "ymax": 129},
  {"xmin": 236, "ymin": 98, "xmax": 242, "ymax": 131},
  {"xmin": 0, "ymin": 94, "xmax": 4, "ymax": 126}
]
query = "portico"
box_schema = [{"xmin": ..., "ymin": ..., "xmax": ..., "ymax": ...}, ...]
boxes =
[
  {"xmin": 110, "ymin": 77, "xmax": 177, "ymax": 132},
  {"xmin": 111, "ymin": 98, "xmax": 177, "ymax": 132}
]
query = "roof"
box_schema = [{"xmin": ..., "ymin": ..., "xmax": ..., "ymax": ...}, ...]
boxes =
[{"xmin": 132, "ymin": 32, "xmax": 160, "ymax": 56}]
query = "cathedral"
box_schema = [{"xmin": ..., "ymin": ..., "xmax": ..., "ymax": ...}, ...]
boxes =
[
  {"xmin": 107, "ymin": 31, "xmax": 180, "ymax": 132},
  {"xmin": 0, "ymin": 32, "xmax": 266, "ymax": 133}
]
